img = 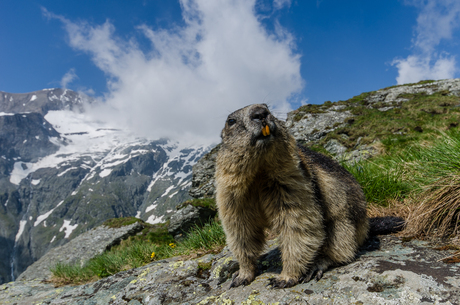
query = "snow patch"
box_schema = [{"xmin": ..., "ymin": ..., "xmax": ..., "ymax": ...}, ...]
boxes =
[
  {"xmin": 34, "ymin": 200, "xmax": 64, "ymax": 227},
  {"xmin": 31, "ymin": 179, "xmax": 41, "ymax": 185},
  {"xmin": 59, "ymin": 220, "xmax": 78, "ymax": 238},
  {"xmin": 34, "ymin": 210, "xmax": 54, "ymax": 227},
  {"xmin": 168, "ymin": 191, "xmax": 178, "ymax": 198},
  {"xmin": 0, "ymin": 112, "xmax": 14, "ymax": 116},
  {"xmin": 146, "ymin": 215, "xmax": 165, "ymax": 225},
  {"xmin": 57, "ymin": 167, "xmax": 78, "ymax": 177},
  {"xmin": 10, "ymin": 162, "xmax": 33, "ymax": 185},
  {"xmin": 99, "ymin": 169, "xmax": 112, "ymax": 178},
  {"xmin": 161, "ymin": 185, "xmax": 175, "ymax": 197},
  {"xmin": 15, "ymin": 220, "xmax": 27, "ymax": 242},
  {"xmin": 30, "ymin": 95, "xmax": 37, "ymax": 101},
  {"xmin": 135, "ymin": 211, "xmax": 141, "ymax": 218},
  {"xmin": 145, "ymin": 202, "xmax": 158, "ymax": 213},
  {"xmin": 50, "ymin": 236, "xmax": 56, "ymax": 243}
]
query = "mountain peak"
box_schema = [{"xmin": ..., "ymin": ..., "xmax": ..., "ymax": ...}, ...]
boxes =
[{"xmin": 0, "ymin": 88, "xmax": 90, "ymax": 116}]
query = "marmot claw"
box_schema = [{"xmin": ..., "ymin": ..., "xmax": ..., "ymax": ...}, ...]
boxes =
[{"xmin": 268, "ymin": 277, "xmax": 298, "ymax": 289}]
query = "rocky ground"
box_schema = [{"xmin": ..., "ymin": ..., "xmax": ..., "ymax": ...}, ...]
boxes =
[{"xmin": 1, "ymin": 233, "xmax": 459, "ymax": 304}]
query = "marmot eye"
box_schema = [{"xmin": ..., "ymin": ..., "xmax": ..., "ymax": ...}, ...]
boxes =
[{"xmin": 228, "ymin": 119, "xmax": 236, "ymax": 126}]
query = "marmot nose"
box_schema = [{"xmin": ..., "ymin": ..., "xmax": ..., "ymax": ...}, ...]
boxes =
[{"xmin": 250, "ymin": 107, "xmax": 269, "ymax": 122}]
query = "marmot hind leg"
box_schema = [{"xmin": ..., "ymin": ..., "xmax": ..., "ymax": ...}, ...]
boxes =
[{"xmin": 302, "ymin": 256, "xmax": 335, "ymax": 283}]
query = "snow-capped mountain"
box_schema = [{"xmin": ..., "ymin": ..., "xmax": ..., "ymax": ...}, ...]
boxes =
[{"xmin": 0, "ymin": 89, "xmax": 211, "ymax": 284}]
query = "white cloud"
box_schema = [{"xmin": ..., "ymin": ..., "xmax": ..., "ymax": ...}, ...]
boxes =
[
  {"xmin": 393, "ymin": 54, "xmax": 456, "ymax": 84},
  {"xmin": 43, "ymin": 0, "xmax": 303, "ymax": 145},
  {"xmin": 60, "ymin": 68, "xmax": 78, "ymax": 89},
  {"xmin": 393, "ymin": 0, "xmax": 460, "ymax": 84}
]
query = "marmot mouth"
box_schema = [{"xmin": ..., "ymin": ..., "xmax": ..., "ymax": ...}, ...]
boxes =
[{"xmin": 251, "ymin": 123, "xmax": 276, "ymax": 146}]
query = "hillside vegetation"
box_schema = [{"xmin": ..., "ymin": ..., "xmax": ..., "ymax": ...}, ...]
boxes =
[{"xmin": 52, "ymin": 80, "xmax": 460, "ymax": 285}]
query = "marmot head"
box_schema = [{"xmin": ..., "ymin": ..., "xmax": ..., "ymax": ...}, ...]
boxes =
[{"xmin": 220, "ymin": 104, "xmax": 280, "ymax": 150}]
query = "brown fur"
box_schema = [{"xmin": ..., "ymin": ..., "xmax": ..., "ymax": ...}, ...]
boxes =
[{"xmin": 215, "ymin": 104, "xmax": 369, "ymax": 288}]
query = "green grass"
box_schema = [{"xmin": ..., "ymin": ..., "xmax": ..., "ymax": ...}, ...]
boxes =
[
  {"xmin": 344, "ymin": 130, "xmax": 460, "ymax": 206},
  {"xmin": 50, "ymin": 219, "xmax": 225, "ymax": 285},
  {"xmin": 177, "ymin": 220, "xmax": 225, "ymax": 252},
  {"xmin": 344, "ymin": 160, "xmax": 412, "ymax": 206}
]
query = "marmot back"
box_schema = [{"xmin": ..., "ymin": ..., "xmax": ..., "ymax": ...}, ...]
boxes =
[{"xmin": 216, "ymin": 104, "xmax": 369, "ymax": 288}]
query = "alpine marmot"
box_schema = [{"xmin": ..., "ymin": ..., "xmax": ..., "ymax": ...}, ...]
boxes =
[{"xmin": 215, "ymin": 104, "xmax": 369, "ymax": 288}]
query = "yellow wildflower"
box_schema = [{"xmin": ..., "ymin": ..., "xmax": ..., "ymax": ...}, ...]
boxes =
[
  {"xmin": 169, "ymin": 243, "xmax": 176, "ymax": 248},
  {"xmin": 150, "ymin": 252, "xmax": 156, "ymax": 259}
]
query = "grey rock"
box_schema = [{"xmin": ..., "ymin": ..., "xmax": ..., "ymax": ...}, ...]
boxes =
[
  {"xmin": 366, "ymin": 79, "xmax": 460, "ymax": 105},
  {"xmin": 341, "ymin": 144, "xmax": 379, "ymax": 164},
  {"xmin": 286, "ymin": 110, "xmax": 352, "ymax": 142},
  {"xmin": 189, "ymin": 145, "xmax": 220, "ymax": 199},
  {"xmin": 378, "ymin": 106, "xmax": 394, "ymax": 112},
  {"xmin": 324, "ymin": 139, "xmax": 347, "ymax": 156},
  {"xmin": 168, "ymin": 204, "xmax": 217, "ymax": 240},
  {"xmin": 0, "ymin": 113, "xmax": 63, "ymax": 164},
  {"xmin": 3, "ymin": 235, "xmax": 460, "ymax": 304},
  {"xmin": 17, "ymin": 222, "xmax": 144, "ymax": 281}
]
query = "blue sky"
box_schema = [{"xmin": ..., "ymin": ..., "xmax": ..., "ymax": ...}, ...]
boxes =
[{"xmin": 1, "ymin": 0, "xmax": 460, "ymax": 143}]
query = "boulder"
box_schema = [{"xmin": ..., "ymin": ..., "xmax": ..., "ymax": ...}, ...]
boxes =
[
  {"xmin": 168, "ymin": 203, "xmax": 217, "ymax": 240},
  {"xmin": 16, "ymin": 221, "xmax": 144, "ymax": 281}
]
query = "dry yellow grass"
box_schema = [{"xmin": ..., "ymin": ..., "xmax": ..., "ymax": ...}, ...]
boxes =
[
  {"xmin": 403, "ymin": 175, "xmax": 460, "ymax": 239},
  {"xmin": 367, "ymin": 199, "xmax": 411, "ymax": 219}
]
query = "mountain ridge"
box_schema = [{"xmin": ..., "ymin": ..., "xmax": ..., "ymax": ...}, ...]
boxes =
[{"xmin": 0, "ymin": 89, "xmax": 211, "ymax": 283}]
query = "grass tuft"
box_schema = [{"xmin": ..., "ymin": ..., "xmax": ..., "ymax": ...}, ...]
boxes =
[
  {"xmin": 50, "ymin": 219, "xmax": 225, "ymax": 285},
  {"xmin": 404, "ymin": 175, "xmax": 460, "ymax": 238}
]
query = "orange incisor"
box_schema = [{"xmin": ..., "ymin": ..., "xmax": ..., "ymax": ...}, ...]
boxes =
[{"xmin": 262, "ymin": 125, "xmax": 270, "ymax": 136}]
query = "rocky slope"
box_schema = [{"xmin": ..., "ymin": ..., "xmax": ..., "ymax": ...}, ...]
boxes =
[
  {"xmin": 0, "ymin": 89, "xmax": 210, "ymax": 284},
  {"xmin": 189, "ymin": 78, "xmax": 460, "ymax": 199}
]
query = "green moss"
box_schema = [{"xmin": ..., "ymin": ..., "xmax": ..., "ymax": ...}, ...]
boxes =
[
  {"xmin": 197, "ymin": 261, "xmax": 212, "ymax": 271},
  {"xmin": 103, "ymin": 217, "xmax": 143, "ymax": 228},
  {"xmin": 177, "ymin": 198, "xmax": 217, "ymax": 211}
]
